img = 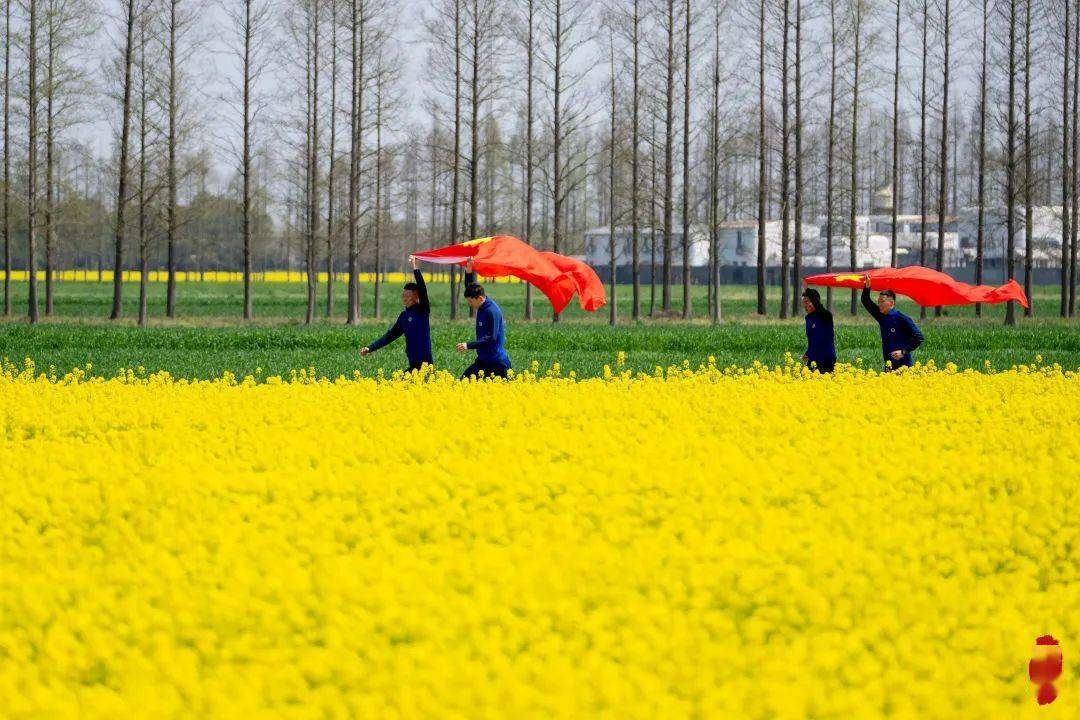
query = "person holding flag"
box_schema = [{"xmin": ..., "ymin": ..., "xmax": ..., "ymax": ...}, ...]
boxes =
[
  {"xmin": 359, "ymin": 256, "xmax": 433, "ymax": 372},
  {"xmin": 860, "ymin": 275, "xmax": 924, "ymax": 371},
  {"xmin": 456, "ymin": 258, "xmax": 512, "ymax": 380},
  {"xmin": 801, "ymin": 288, "xmax": 836, "ymax": 373}
]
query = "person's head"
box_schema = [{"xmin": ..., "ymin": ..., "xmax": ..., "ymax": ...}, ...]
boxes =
[
  {"xmin": 802, "ymin": 288, "xmax": 822, "ymax": 314},
  {"xmin": 463, "ymin": 282, "xmax": 486, "ymax": 310},
  {"xmin": 877, "ymin": 288, "xmax": 897, "ymax": 313},
  {"xmin": 402, "ymin": 282, "xmax": 420, "ymax": 308}
]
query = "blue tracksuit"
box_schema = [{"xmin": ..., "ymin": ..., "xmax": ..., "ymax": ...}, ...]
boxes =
[
  {"xmin": 861, "ymin": 287, "xmax": 924, "ymax": 370},
  {"xmin": 366, "ymin": 269, "xmax": 433, "ymax": 370},
  {"xmin": 461, "ymin": 272, "xmax": 511, "ymax": 378},
  {"xmin": 804, "ymin": 309, "xmax": 836, "ymax": 372}
]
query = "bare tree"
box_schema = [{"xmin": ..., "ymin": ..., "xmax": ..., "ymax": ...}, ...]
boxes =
[
  {"xmin": 607, "ymin": 32, "xmax": 616, "ymax": 325},
  {"xmin": 1022, "ymin": 0, "xmax": 1032, "ymax": 316},
  {"xmin": 3, "ymin": 0, "xmax": 12, "ymax": 316},
  {"xmin": 518, "ymin": 0, "xmax": 537, "ymax": 318},
  {"xmin": 680, "ymin": 0, "xmax": 691, "ymax": 318},
  {"xmin": 825, "ymin": 0, "xmax": 839, "ymax": 310},
  {"xmin": 347, "ymin": 0, "xmax": 366, "ymax": 323},
  {"xmin": 848, "ymin": 0, "xmax": 863, "ymax": 316},
  {"xmin": 977, "ymin": 0, "xmax": 988, "ymax": 317},
  {"xmin": 935, "ymin": 0, "xmax": 949, "ymax": 318},
  {"xmin": 889, "ymin": 0, "xmax": 900, "ymax": 266},
  {"xmin": 662, "ymin": 0, "xmax": 675, "ymax": 312},
  {"xmin": 136, "ymin": 11, "xmax": 151, "ymax": 327},
  {"xmin": 110, "ymin": 0, "xmax": 137, "ymax": 320},
  {"xmin": 918, "ymin": 0, "xmax": 927, "ymax": 318},
  {"xmin": 793, "ymin": 0, "xmax": 804, "ymax": 316},
  {"xmin": 28, "ymin": 0, "xmax": 40, "ymax": 322},
  {"xmin": 756, "ymin": 0, "xmax": 766, "ymax": 315},
  {"xmin": 541, "ymin": 0, "xmax": 593, "ymax": 322},
  {"xmin": 780, "ymin": 0, "xmax": 791, "ymax": 319},
  {"xmin": 708, "ymin": 0, "xmax": 720, "ymax": 323},
  {"xmin": 325, "ymin": 0, "xmax": 339, "ymax": 318},
  {"xmin": 306, "ymin": 0, "xmax": 320, "ymax": 325},
  {"xmin": 1062, "ymin": 0, "xmax": 1071, "ymax": 317},
  {"xmin": 223, "ymin": 0, "xmax": 273, "ymax": 320},
  {"xmin": 1005, "ymin": 0, "xmax": 1017, "ymax": 326}
]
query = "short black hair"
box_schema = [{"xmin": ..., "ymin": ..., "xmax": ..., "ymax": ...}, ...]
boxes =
[
  {"xmin": 403, "ymin": 282, "xmax": 419, "ymax": 292},
  {"xmin": 802, "ymin": 288, "xmax": 821, "ymax": 304},
  {"xmin": 879, "ymin": 288, "xmax": 897, "ymax": 300},
  {"xmin": 463, "ymin": 283, "xmax": 485, "ymax": 299}
]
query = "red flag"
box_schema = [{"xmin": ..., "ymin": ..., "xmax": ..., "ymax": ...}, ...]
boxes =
[
  {"xmin": 540, "ymin": 252, "xmax": 607, "ymax": 311},
  {"xmin": 804, "ymin": 266, "xmax": 1030, "ymax": 309},
  {"xmin": 414, "ymin": 235, "xmax": 596, "ymax": 313}
]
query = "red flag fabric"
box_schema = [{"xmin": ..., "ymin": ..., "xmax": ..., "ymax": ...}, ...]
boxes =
[
  {"xmin": 804, "ymin": 266, "xmax": 1030, "ymax": 309},
  {"xmin": 540, "ymin": 252, "xmax": 607, "ymax": 311},
  {"xmin": 413, "ymin": 235, "xmax": 606, "ymax": 314}
]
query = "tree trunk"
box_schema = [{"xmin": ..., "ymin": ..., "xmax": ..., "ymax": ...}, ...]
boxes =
[
  {"xmin": 710, "ymin": 2, "xmax": 721, "ymax": 324},
  {"xmin": 825, "ymin": 0, "xmax": 837, "ymax": 310},
  {"xmin": 890, "ymin": 0, "xmax": 900, "ymax": 267},
  {"xmin": 374, "ymin": 69, "xmax": 383, "ymax": 321},
  {"xmin": 326, "ymin": 0, "xmax": 338, "ymax": 318},
  {"xmin": 756, "ymin": 0, "xmax": 766, "ymax": 315},
  {"xmin": 2, "ymin": 0, "xmax": 9, "ymax": 317},
  {"xmin": 780, "ymin": 0, "xmax": 790, "ymax": 319},
  {"xmin": 935, "ymin": 0, "xmax": 949, "ymax": 318},
  {"xmin": 44, "ymin": 8, "xmax": 55, "ymax": 317},
  {"xmin": 525, "ymin": 0, "xmax": 535, "ymax": 319},
  {"xmin": 609, "ymin": 37, "xmax": 617, "ymax": 326},
  {"xmin": 680, "ymin": 0, "xmax": 691, "ymax": 318},
  {"xmin": 662, "ymin": 0, "xmax": 674, "ymax": 313},
  {"xmin": 552, "ymin": 0, "xmax": 564, "ymax": 322},
  {"xmin": 137, "ymin": 19, "xmax": 148, "ymax": 328},
  {"xmin": 631, "ymin": 0, "xmax": 640, "ymax": 320},
  {"xmin": 1023, "ymin": 0, "xmax": 1032, "ymax": 316},
  {"xmin": 306, "ymin": 0, "xmax": 320, "ymax": 326},
  {"xmin": 168, "ymin": 0, "xmax": 180, "ymax": 318},
  {"xmin": 1064, "ymin": 0, "xmax": 1072, "ymax": 319},
  {"xmin": 27, "ymin": 0, "xmax": 39, "ymax": 323},
  {"xmin": 977, "ymin": 0, "xmax": 988, "ymax": 318},
  {"xmin": 849, "ymin": 0, "xmax": 861, "ymax": 316},
  {"xmin": 111, "ymin": 0, "xmax": 136, "ymax": 320},
  {"xmin": 793, "ymin": 0, "xmax": 803, "ymax": 316},
  {"xmin": 450, "ymin": 0, "xmax": 462, "ymax": 320},
  {"xmin": 348, "ymin": 0, "xmax": 364, "ymax": 324},
  {"xmin": 918, "ymin": 0, "xmax": 927, "ymax": 319},
  {"xmin": 1005, "ymin": 0, "xmax": 1016, "ymax": 326}
]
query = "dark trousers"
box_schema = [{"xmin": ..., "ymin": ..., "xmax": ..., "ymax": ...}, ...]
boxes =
[
  {"xmin": 460, "ymin": 360, "xmax": 510, "ymax": 380},
  {"xmin": 407, "ymin": 358, "xmax": 434, "ymax": 373},
  {"xmin": 806, "ymin": 359, "xmax": 835, "ymax": 374}
]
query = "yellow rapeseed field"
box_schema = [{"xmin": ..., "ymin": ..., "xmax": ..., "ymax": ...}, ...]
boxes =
[{"xmin": 1, "ymin": 359, "xmax": 1078, "ymax": 718}]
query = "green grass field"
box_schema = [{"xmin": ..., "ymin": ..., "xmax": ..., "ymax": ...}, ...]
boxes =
[{"xmin": 1, "ymin": 279, "xmax": 1077, "ymax": 378}]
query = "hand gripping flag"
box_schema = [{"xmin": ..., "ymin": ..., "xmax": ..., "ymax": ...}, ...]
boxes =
[
  {"xmin": 413, "ymin": 235, "xmax": 606, "ymax": 313},
  {"xmin": 804, "ymin": 265, "xmax": 1030, "ymax": 309}
]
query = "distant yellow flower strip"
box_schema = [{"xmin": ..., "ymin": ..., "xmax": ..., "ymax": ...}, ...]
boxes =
[
  {"xmin": 2, "ymin": 270, "xmax": 523, "ymax": 284},
  {"xmin": 1, "ymin": 361, "xmax": 1078, "ymax": 718}
]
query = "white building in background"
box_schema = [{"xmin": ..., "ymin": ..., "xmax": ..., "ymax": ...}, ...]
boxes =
[
  {"xmin": 816, "ymin": 214, "xmax": 962, "ymax": 268},
  {"xmin": 956, "ymin": 206, "xmax": 1061, "ymax": 269},
  {"xmin": 581, "ymin": 220, "xmax": 817, "ymax": 269}
]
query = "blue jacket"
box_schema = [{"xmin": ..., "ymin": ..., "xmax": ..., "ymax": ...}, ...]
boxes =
[
  {"xmin": 804, "ymin": 309, "xmax": 836, "ymax": 367},
  {"xmin": 367, "ymin": 269, "xmax": 433, "ymax": 366},
  {"xmin": 465, "ymin": 272, "xmax": 511, "ymax": 367},
  {"xmin": 861, "ymin": 287, "xmax": 924, "ymax": 369}
]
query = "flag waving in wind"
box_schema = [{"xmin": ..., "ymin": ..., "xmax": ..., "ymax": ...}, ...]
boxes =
[
  {"xmin": 805, "ymin": 265, "xmax": 1030, "ymax": 309},
  {"xmin": 413, "ymin": 235, "xmax": 606, "ymax": 314}
]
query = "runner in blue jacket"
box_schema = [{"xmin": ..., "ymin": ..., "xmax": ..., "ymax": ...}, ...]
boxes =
[
  {"xmin": 360, "ymin": 256, "xmax": 433, "ymax": 372},
  {"xmin": 456, "ymin": 259, "xmax": 511, "ymax": 379},
  {"xmin": 860, "ymin": 276, "xmax": 924, "ymax": 371},
  {"xmin": 801, "ymin": 288, "xmax": 836, "ymax": 373}
]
